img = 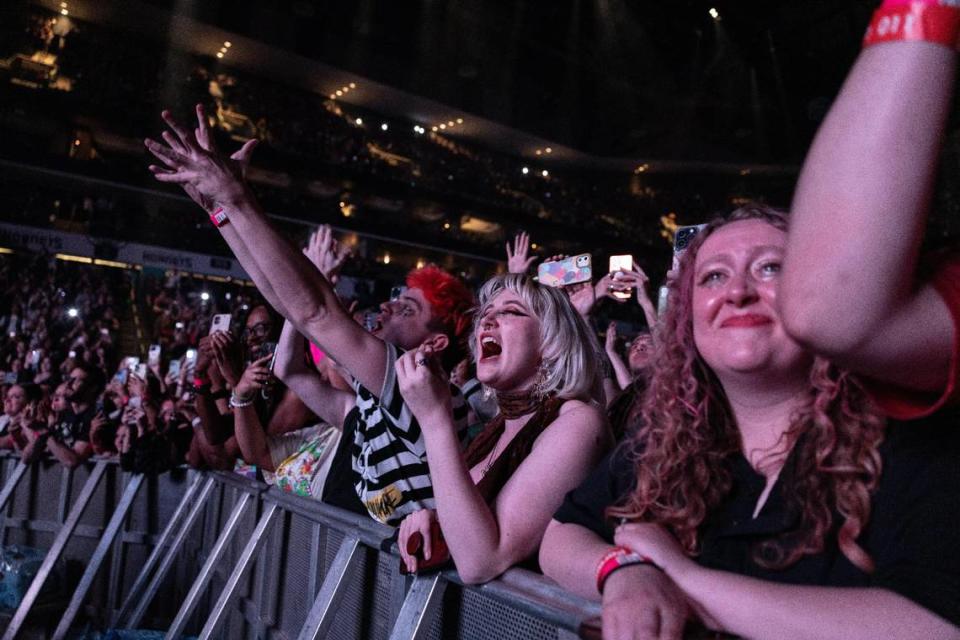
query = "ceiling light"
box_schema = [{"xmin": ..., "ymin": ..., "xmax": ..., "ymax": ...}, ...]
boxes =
[
  {"xmin": 349, "ymin": 82, "xmax": 356, "ymax": 89},
  {"xmin": 521, "ymin": 167, "xmax": 529, "ymax": 175},
  {"xmin": 443, "ymin": 222, "xmax": 452, "ymax": 230},
  {"xmin": 431, "ymin": 126, "xmax": 438, "ymax": 132},
  {"xmin": 381, "ymin": 123, "xmax": 389, "ymax": 131},
  {"xmin": 200, "ymin": 292, "xmax": 210, "ymax": 301},
  {"xmin": 439, "ymin": 124, "xmax": 447, "ymax": 130},
  {"xmin": 336, "ymin": 90, "xmax": 343, "ymax": 96},
  {"xmin": 709, "ymin": 7, "xmax": 720, "ymax": 19},
  {"xmin": 216, "ymin": 52, "xmax": 224, "ymax": 59},
  {"xmin": 541, "ymin": 170, "xmax": 549, "ymax": 177},
  {"xmin": 355, "ymin": 118, "xmax": 363, "ymax": 125},
  {"xmin": 224, "ymin": 41, "xmax": 232, "ymax": 47},
  {"xmin": 456, "ymin": 118, "xmax": 463, "ymax": 124},
  {"xmin": 61, "ymin": 8, "xmax": 69, "ymax": 14},
  {"xmin": 447, "ymin": 121, "xmax": 454, "ymax": 127},
  {"xmin": 342, "ymin": 86, "xmax": 349, "ymax": 92},
  {"xmin": 329, "ymin": 94, "xmax": 336, "ymax": 99},
  {"xmin": 535, "ymin": 150, "xmax": 542, "ymax": 155},
  {"xmin": 545, "ymin": 147, "xmax": 553, "ymax": 154}
]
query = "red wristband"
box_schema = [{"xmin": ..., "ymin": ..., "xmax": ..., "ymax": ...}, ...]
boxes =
[
  {"xmin": 209, "ymin": 207, "xmax": 230, "ymax": 228},
  {"xmin": 595, "ymin": 546, "xmax": 658, "ymax": 594},
  {"xmin": 864, "ymin": 3, "xmax": 960, "ymax": 50}
]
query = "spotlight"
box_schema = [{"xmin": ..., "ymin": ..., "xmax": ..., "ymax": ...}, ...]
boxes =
[
  {"xmin": 216, "ymin": 52, "xmax": 224, "ymax": 59},
  {"xmin": 545, "ymin": 147, "xmax": 553, "ymax": 154},
  {"xmin": 709, "ymin": 7, "xmax": 720, "ymax": 19},
  {"xmin": 67, "ymin": 308, "xmax": 79, "ymax": 318},
  {"xmin": 521, "ymin": 167, "xmax": 529, "ymax": 175},
  {"xmin": 336, "ymin": 90, "xmax": 343, "ymax": 96},
  {"xmin": 541, "ymin": 170, "xmax": 549, "ymax": 177},
  {"xmin": 456, "ymin": 118, "xmax": 463, "ymax": 124},
  {"xmin": 355, "ymin": 118, "xmax": 363, "ymax": 125},
  {"xmin": 224, "ymin": 41, "xmax": 232, "ymax": 47},
  {"xmin": 383, "ymin": 253, "xmax": 391, "ymax": 264},
  {"xmin": 381, "ymin": 123, "xmax": 389, "ymax": 131},
  {"xmin": 349, "ymin": 82, "xmax": 356, "ymax": 89},
  {"xmin": 439, "ymin": 124, "xmax": 447, "ymax": 130},
  {"xmin": 200, "ymin": 292, "xmax": 210, "ymax": 302}
]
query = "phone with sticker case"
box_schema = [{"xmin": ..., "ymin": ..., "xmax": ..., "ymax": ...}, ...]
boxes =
[{"xmin": 537, "ymin": 254, "xmax": 592, "ymax": 288}]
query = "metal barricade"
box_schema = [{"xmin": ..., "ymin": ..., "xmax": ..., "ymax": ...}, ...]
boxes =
[{"xmin": 0, "ymin": 454, "xmax": 603, "ymax": 639}]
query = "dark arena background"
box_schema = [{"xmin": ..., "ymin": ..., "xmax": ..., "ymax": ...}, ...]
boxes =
[{"xmin": 0, "ymin": 1, "xmax": 959, "ymax": 639}]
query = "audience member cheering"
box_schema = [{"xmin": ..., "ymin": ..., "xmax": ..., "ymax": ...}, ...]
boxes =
[
  {"xmin": 145, "ymin": 108, "xmax": 476, "ymax": 524},
  {"xmin": 394, "ymin": 274, "xmax": 611, "ymax": 581}
]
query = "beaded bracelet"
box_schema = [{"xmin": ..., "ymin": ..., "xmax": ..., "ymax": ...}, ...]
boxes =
[{"xmin": 228, "ymin": 392, "xmax": 255, "ymax": 409}]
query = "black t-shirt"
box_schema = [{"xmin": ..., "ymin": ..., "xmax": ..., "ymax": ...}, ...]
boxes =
[
  {"xmin": 554, "ymin": 417, "xmax": 960, "ymax": 627},
  {"xmin": 49, "ymin": 405, "xmax": 94, "ymax": 448},
  {"xmin": 320, "ymin": 406, "xmax": 369, "ymax": 517}
]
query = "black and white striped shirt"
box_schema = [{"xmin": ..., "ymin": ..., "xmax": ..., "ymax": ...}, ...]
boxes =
[{"xmin": 350, "ymin": 343, "xmax": 469, "ymax": 524}]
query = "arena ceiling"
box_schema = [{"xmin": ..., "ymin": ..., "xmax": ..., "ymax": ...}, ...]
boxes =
[{"xmin": 33, "ymin": 0, "xmax": 877, "ymax": 172}]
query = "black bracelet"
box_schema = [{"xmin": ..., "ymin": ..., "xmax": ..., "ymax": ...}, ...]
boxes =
[{"xmin": 210, "ymin": 388, "xmax": 230, "ymax": 401}]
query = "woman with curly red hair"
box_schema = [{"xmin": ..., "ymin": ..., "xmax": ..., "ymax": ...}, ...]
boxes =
[{"xmin": 540, "ymin": 206, "xmax": 960, "ymax": 640}]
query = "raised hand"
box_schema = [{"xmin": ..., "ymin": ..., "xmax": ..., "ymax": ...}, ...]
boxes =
[
  {"xmin": 209, "ymin": 330, "xmax": 243, "ymax": 387},
  {"xmin": 394, "ymin": 345, "xmax": 452, "ymax": 429},
  {"xmin": 145, "ymin": 104, "xmax": 258, "ymax": 211},
  {"xmin": 305, "ymin": 224, "xmax": 352, "ymax": 283},
  {"xmin": 506, "ymin": 232, "xmax": 537, "ymax": 274},
  {"xmin": 234, "ymin": 354, "xmax": 273, "ymax": 400},
  {"xmin": 605, "ymin": 321, "xmax": 619, "ymax": 354}
]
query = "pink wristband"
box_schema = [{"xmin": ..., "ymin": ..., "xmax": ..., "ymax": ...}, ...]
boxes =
[{"xmin": 595, "ymin": 546, "xmax": 659, "ymax": 594}]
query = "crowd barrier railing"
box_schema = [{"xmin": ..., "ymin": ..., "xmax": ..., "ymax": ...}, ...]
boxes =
[{"xmin": 0, "ymin": 454, "xmax": 605, "ymax": 639}]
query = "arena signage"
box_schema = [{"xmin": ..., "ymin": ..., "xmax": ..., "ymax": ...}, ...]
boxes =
[{"xmin": 0, "ymin": 222, "xmax": 249, "ymax": 280}]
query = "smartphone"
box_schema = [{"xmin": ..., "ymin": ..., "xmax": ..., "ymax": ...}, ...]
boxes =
[
  {"xmin": 390, "ymin": 285, "xmax": 408, "ymax": 302},
  {"xmin": 256, "ymin": 341, "xmax": 278, "ymax": 362},
  {"xmin": 209, "ymin": 313, "xmax": 232, "ymax": 336},
  {"xmin": 672, "ymin": 224, "xmax": 708, "ymax": 270},
  {"xmin": 538, "ymin": 254, "xmax": 592, "ymax": 288},
  {"xmin": 128, "ymin": 396, "xmax": 142, "ymax": 410},
  {"xmin": 3, "ymin": 372, "xmax": 16, "ymax": 384},
  {"xmin": 148, "ymin": 344, "xmax": 161, "ymax": 367},
  {"xmin": 68, "ymin": 350, "xmax": 77, "ymax": 359},
  {"xmin": 608, "ymin": 255, "xmax": 635, "ymax": 301},
  {"xmin": 135, "ymin": 363, "xmax": 147, "ymax": 380},
  {"xmin": 363, "ymin": 311, "xmax": 379, "ymax": 332},
  {"xmin": 30, "ymin": 349, "xmax": 41, "ymax": 368}
]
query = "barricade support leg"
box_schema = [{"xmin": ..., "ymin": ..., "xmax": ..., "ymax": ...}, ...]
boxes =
[
  {"xmin": 1, "ymin": 460, "xmax": 109, "ymax": 640},
  {"xmin": 194, "ymin": 502, "xmax": 280, "ymax": 640},
  {"xmin": 52, "ymin": 472, "xmax": 145, "ymax": 640},
  {"xmin": 0, "ymin": 461, "xmax": 28, "ymax": 513},
  {"xmin": 122, "ymin": 475, "xmax": 217, "ymax": 629},
  {"xmin": 159, "ymin": 490, "xmax": 254, "ymax": 637},
  {"xmin": 296, "ymin": 535, "xmax": 362, "ymax": 640},
  {"xmin": 387, "ymin": 574, "xmax": 447, "ymax": 640}
]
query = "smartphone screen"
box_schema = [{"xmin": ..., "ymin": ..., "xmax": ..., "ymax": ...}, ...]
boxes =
[
  {"xmin": 148, "ymin": 344, "xmax": 161, "ymax": 367},
  {"xmin": 609, "ymin": 255, "xmax": 633, "ymax": 273}
]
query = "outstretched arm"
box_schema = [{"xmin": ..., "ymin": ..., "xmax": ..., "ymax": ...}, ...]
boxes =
[
  {"xmin": 782, "ymin": 30, "xmax": 957, "ymax": 392},
  {"xmin": 146, "ymin": 107, "xmax": 388, "ymax": 394},
  {"xmin": 273, "ymin": 318, "xmax": 354, "ymax": 427},
  {"xmin": 615, "ymin": 523, "xmax": 959, "ymax": 640}
]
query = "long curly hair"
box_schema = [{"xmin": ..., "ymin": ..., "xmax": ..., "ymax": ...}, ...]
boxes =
[{"xmin": 608, "ymin": 205, "xmax": 886, "ymax": 572}]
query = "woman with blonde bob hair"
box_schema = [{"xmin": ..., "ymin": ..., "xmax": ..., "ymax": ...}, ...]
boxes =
[
  {"xmin": 540, "ymin": 204, "xmax": 960, "ymax": 639},
  {"xmin": 394, "ymin": 273, "xmax": 612, "ymax": 583}
]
